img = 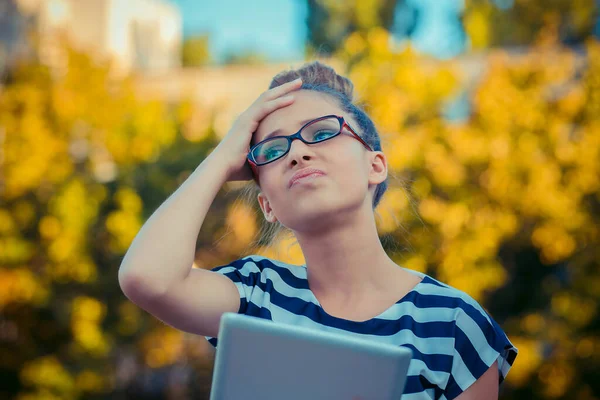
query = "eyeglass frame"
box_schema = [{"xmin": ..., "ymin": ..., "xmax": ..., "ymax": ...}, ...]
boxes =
[{"xmin": 246, "ymin": 114, "xmax": 373, "ymax": 180}]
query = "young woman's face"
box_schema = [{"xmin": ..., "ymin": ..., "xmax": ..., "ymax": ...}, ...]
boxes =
[{"xmin": 253, "ymin": 90, "xmax": 387, "ymax": 232}]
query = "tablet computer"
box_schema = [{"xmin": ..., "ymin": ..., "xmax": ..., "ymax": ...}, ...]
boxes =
[{"xmin": 210, "ymin": 313, "xmax": 412, "ymax": 400}]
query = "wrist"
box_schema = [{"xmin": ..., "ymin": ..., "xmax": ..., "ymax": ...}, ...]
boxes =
[{"xmin": 203, "ymin": 148, "xmax": 235, "ymax": 179}]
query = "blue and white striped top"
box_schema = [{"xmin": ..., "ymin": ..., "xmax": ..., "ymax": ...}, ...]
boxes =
[{"xmin": 205, "ymin": 255, "xmax": 518, "ymax": 400}]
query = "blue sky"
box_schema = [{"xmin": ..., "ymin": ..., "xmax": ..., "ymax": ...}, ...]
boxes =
[
  {"xmin": 166, "ymin": 0, "xmax": 600, "ymax": 63},
  {"xmin": 167, "ymin": 0, "xmax": 308, "ymax": 63},
  {"xmin": 167, "ymin": 0, "xmax": 469, "ymax": 63}
]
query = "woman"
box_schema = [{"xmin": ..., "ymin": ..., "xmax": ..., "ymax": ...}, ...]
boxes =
[{"xmin": 118, "ymin": 61, "xmax": 518, "ymax": 399}]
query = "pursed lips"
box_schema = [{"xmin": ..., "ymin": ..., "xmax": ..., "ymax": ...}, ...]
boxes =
[{"xmin": 288, "ymin": 168, "xmax": 326, "ymax": 188}]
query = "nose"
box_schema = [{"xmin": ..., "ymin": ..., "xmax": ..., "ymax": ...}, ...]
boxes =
[{"xmin": 287, "ymin": 137, "xmax": 315, "ymax": 166}]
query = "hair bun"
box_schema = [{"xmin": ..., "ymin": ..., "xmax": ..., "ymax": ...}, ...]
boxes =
[{"xmin": 269, "ymin": 61, "xmax": 354, "ymax": 101}]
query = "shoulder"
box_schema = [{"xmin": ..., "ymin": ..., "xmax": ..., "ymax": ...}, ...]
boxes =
[
  {"xmin": 411, "ymin": 271, "xmax": 518, "ymax": 392},
  {"xmin": 410, "ymin": 270, "xmax": 495, "ymax": 326}
]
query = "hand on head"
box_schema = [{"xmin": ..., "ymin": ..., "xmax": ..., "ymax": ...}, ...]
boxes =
[{"xmin": 215, "ymin": 78, "xmax": 303, "ymax": 182}]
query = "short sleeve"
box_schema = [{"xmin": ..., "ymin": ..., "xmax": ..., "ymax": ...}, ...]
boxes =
[
  {"xmin": 443, "ymin": 306, "xmax": 518, "ymax": 400},
  {"xmin": 203, "ymin": 256, "xmax": 263, "ymax": 348}
]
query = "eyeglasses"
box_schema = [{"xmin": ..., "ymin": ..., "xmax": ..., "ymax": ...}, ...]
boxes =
[{"xmin": 247, "ymin": 115, "xmax": 373, "ymax": 171}]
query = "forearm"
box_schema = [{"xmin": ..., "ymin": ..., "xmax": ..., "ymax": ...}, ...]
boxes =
[{"xmin": 118, "ymin": 150, "xmax": 231, "ymax": 297}]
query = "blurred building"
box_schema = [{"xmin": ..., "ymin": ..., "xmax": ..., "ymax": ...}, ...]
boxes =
[
  {"xmin": 131, "ymin": 53, "xmax": 491, "ymax": 142},
  {"xmin": 1, "ymin": 0, "xmax": 182, "ymax": 74}
]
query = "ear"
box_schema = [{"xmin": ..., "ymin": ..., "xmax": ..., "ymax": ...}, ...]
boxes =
[
  {"xmin": 257, "ymin": 192, "xmax": 278, "ymax": 223},
  {"xmin": 368, "ymin": 151, "xmax": 387, "ymax": 185}
]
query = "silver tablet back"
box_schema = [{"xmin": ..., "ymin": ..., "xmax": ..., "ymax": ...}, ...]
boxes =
[{"xmin": 210, "ymin": 313, "xmax": 412, "ymax": 400}]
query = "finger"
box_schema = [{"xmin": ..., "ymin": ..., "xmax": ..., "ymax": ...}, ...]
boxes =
[
  {"xmin": 253, "ymin": 95, "xmax": 295, "ymax": 122},
  {"xmin": 262, "ymin": 78, "xmax": 302, "ymax": 101}
]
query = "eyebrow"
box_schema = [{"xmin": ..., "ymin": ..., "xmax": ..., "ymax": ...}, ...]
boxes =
[{"xmin": 260, "ymin": 118, "xmax": 317, "ymax": 142}]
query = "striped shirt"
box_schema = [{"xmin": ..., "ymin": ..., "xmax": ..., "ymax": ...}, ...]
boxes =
[{"xmin": 205, "ymin": 255, "xmax": 518, "ymax": 400}]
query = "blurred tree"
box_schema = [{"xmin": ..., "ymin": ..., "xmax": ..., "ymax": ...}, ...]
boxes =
[
  {"xmin": 221, "ymin": 50, "xmax": 267, "ymax": 65},
  {"xmin": 0, "ymin": 40, "xmax": 232, "ymax": 399},
  {"xmin": 327, "ymin": 26, "xmax": 600, "ymax": 399},
  {"xmin": 306, "ymin": 0, "xmax": 598, "ymax": 60},
  {"xmin": 463, "ymin": 0, "xmax": 598, "ymax": 49},
  {"xmin": 305, "ymin": 0, "xmax": 399, "ymax": 57},
  {"xmin": 181, "ymin": 34, "xmax": 211, "ymax": 67}
]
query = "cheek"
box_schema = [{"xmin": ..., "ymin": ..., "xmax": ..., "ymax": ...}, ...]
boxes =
[
  {"xmin": 257, "ymin": 142, "xmax": 368, "ymax": 198},
  {"xmin": 333, "ymin": 144, "xmax": 368, "ymax": 174},
  {"xmin": 257, "ymin": 164, "xmax": 283, "ymax": 188},
  {"xmin": 256, "ymin": 165, "xmax": 287, "ymax": 209},
  {"xmin": 325, "ymin": 155, "xmax": 370, "ymax": 197}
]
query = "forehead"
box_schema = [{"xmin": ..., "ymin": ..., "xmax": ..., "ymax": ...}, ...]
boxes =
[{"xmin": 253, "ymin": 90, "xmax": 345, "ymax": 143}]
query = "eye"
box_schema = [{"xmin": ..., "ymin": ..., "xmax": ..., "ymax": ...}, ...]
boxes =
[
  {"xmin": 264, "ymin": 147, "xmax": 286, "ymax": 160},
  {"xmin": 313, "ymin": 130, "xmax": 337, "ymax": 141}
]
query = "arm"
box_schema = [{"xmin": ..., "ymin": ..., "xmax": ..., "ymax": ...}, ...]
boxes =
[
  {"xmin": 454, "ymin": 361, "xmax": 499, "ymax": 400},
  {"xmin": 118, "ymin": 150, "xmax": 242, "ymax": 337},
  {"xmin": 118, "ymin": 79, "xmax": 303, "ymax": 338}
]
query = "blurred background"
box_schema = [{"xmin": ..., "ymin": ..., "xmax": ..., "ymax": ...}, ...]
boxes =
[{"xmin": 1, "ymin": 0, "xmax": 600, "ymax": 399}]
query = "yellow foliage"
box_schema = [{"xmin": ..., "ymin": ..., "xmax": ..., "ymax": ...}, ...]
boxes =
[
  {"xmin": 0, "ymin": 40, "xmax": 215, "ymax": 397},
  {"xmin": 20, "ymin": 355, "xmax": 76, "ymax": 395},
  {"xmin": 226, "ymin": 200, "xmax": 258, "ymax": 249},
  {"xmin": 375, "ymin": 187, "xmax": 410, "ymax": 234},
  {"xmin": 114, "ymin": 187, "xmax": 142, "ymax": 213},
  {"xmin": 16, "ymin": 391, "xmax": 64, "ymax": 400},
  {"xmin": 179, "ymin": 99, "xmax": 212, "ymax": 142},
  {"xmin": 538, "ymin": 360, "xmax": 575, "ymax": 398},
  {"xmin": 70, "ymin": 296, "xmax": 110, "ymax": 356},
  {"xmin": 463, "ymin": 6, "xmax": 491, "ymax": 49},
  {"xmin": 38, "ymin": 216, "xmax": 62, "ymax": 240},
  {"xmin": 105, "ymin": 187, "xmax": 143, "ymax": 253},
  {"xmin": 0, "ymin": 210, "xmax": 16, "ymax": 236},
  {"xmin": 446, "ymin": 124, "xmax": 490, "ymax": 165},
  {"xmin": 0, "ymin": 236, "xmax": 34, "ymax": 265},
  {"xmin": 0, "ymin": 268, "xmax": 49, "ymax": 309},
  {"xmin": 532, "ymin": 223, "xmax": 577, "ymax": 263},
  {"xmin": 255, "ymin": 233, "xmax": 306, "ymax": 266},
  {"xmin": 506, "ymin": 337, "xmax": 543, "ymax": 387},
  {"xmin": 398, "ymin": 254, "xmax": 428, "ymax": 273},
  {"xmin": 140, "ymin": 327, "xmax": 184, "ymax": 368},
  {"xmin": 345, "ymin": 32, "xmax": 367, "ymax": 56},
  {"xmin": 12, "ymin": 200, "xmax": 38, "ymax": 228},
  {"xmin": 551, "ymin": 293, "xmax": 597, "ymax": 327},
  {"xmin": 521, "ymin": 313, "xmax": 546, "ymax": 335},
  {"xmin": 575, "ymin": 337, "xmax": 595, "ymax": 359},
  {"xmin": 418, "ymin": 196, "xmax": 448, "ymax": 225},
  {"xmin": 71, "ymin": 320, "xmax": 110, "ymax": 356},
  {"xmin": 342, "ymin": 36, "xmax": 600, "ymax": 395},
  {"xmin": 117, "ymin": 301, "xmax": 142, "ymax": 335},
  {"xmin": 75, "ymin": 370, "xmax": 106, "ymax": 393},
  {"xmin": 438, "ymin": 203, "xmax": 471, "ymax": 239},
  {"xmin": 410, "ymin": 176, "xmax": 432, "ymax": 199},
  {"xmin": 385, "ymin": 128, "xmax": 425, "ymax": 170},
  {"xmin": 72, "ymin": 296, "xmax": 106, "ymax": 322},
  {"xmin": 442, "ymin": 260, "xmax": 507, "ymax": 302}
]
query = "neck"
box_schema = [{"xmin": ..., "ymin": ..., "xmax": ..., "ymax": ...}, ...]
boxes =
[{"xmin": 293, "ymin": 203, "xmax": 399, "ymax": 303}]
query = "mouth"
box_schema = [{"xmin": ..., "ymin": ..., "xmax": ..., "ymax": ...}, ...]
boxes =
[{"xmin": 289, "ymin": 168, "xmax": 326, "ymax": 188}]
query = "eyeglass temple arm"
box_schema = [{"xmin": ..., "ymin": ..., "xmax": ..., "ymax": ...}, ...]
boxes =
[
  {"xmin": 343, "ymin": 122, "xmax": 373, "ymax": 151},
  {"xmin": 247, "ymin": 159, "xmax": 260, "ymax": 184}
]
